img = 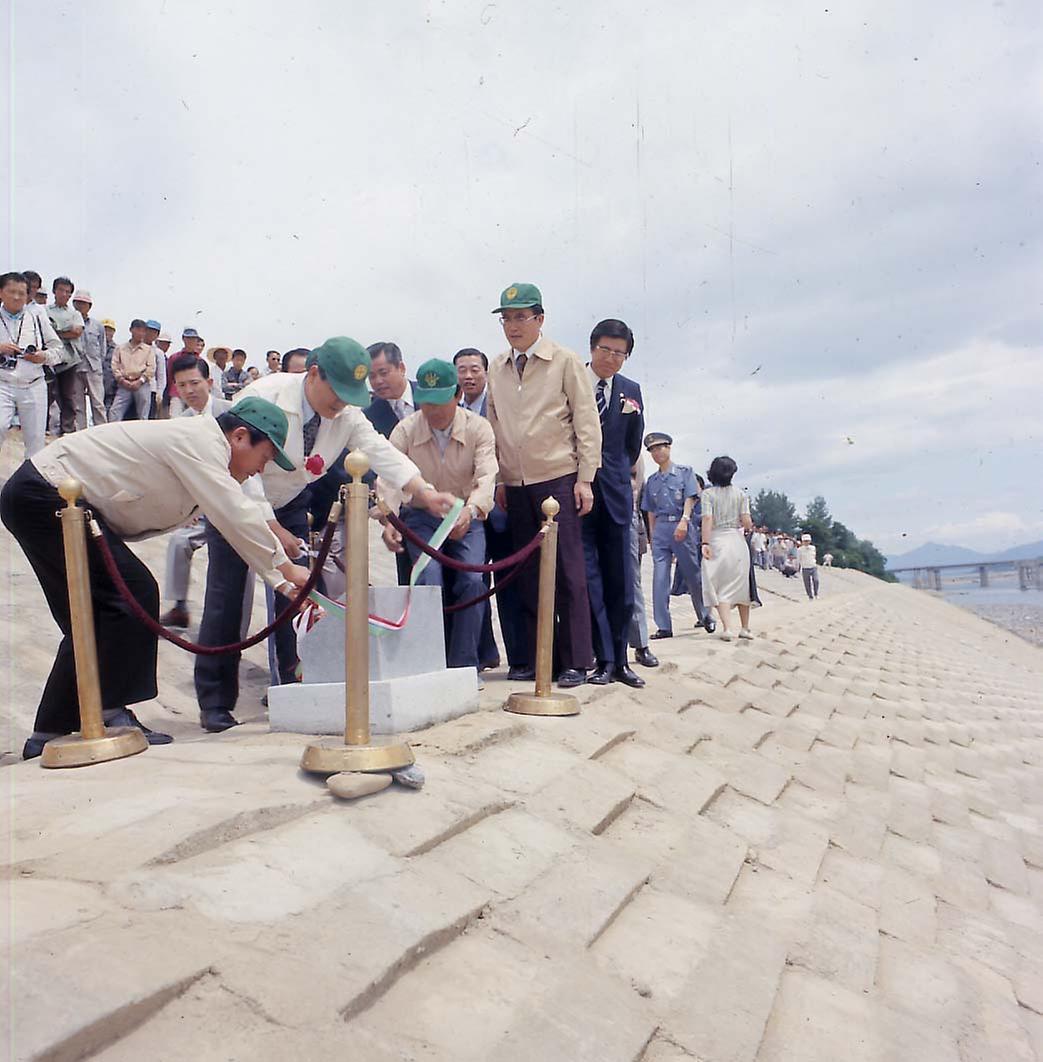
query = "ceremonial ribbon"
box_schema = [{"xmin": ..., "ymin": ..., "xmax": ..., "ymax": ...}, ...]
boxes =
[{"xmin": 300, "ymin": 498, "xmax": 465, "ymax": 637}]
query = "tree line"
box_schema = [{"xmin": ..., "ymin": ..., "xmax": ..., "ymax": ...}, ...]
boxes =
[{"xmin": 750, "ymin": 490, "xmax": 895, "ymax": 583}]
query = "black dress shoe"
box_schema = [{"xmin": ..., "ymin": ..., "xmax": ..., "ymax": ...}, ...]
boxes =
[
  {"xmin": 479, "ymin": 658, "xmax": 501, "ymax": 672},
  {"xmin": 507, "ymin": 665, "xmax": 535, "ymax": 681},
  {"xmin": 586, "ymin": 663, "xmax": 614, "ymax": 685},
  {"xmin": 107, "ymin": 708, "xmax": 174, "ymax": 744},
  {"xmin": 613, "ymin": 665, "xmax": 646, "ymax": 689},
  {"xmin": 634, "ymin": 646, "xmax": 659, "ymax": 668},
  {"xmin": 650, "ymin": 629, "xmax": 673, "ymax": 640},
  {"xmin": 22, "ymin": 735, "xmax": 54, "ymax": 760},
  {"xmin": 701, "ymin": 615, "xmax": 717, "ymax": 634},
  {"xmin": 200, "ymin": 708, "xmax": 239, "ymax": 733},
  {"xmin": 556, "ymin": 668, "xmax": 587, "ymax": 688}
]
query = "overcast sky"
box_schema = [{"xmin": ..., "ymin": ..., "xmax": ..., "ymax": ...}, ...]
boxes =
[{"xmin": 5, "ymin": 1, "xmax": 1041, "ymax": 555}]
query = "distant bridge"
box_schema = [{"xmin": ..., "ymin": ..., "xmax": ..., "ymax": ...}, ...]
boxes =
[{"xmin": 889, "ymin": 558, "xmax": 1043, "ymax": 591}]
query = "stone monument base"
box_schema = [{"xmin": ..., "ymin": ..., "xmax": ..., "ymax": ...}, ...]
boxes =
[{"xmin": 267, "ymin": 668, "xmax": 480, "ymax": 736}]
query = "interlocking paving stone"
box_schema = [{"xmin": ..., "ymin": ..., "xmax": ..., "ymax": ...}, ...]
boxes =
[{"xmin": 3, "ymin": 534, "xmax": 1042, "ymax": 1060}]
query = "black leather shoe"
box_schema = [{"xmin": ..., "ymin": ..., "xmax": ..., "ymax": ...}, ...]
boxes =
[
  {"xmin": 634, "ymin": 646, "xmax": 659, "ymax": 668},
  {"xmin": 507, "ymin": 665, "xmax": 535, "ymax": 681},
  {"xmin": 701, "ymin": 615, "xmax": 717, "ymax": 634},
  {"xmin": 200, "ymin": 708, "xmax": 239, "ymax": 733},
  {"xmin": 556, "ymin": 668, "xmax": 587, "ymax": 688},
  {"xmin": 22, "ymin": 735, "xmax": 54, "ymax": 760},
  {"xmin": 586, "ymin": 663, "xmax": 614, "ymax": 685},
  {"xmin": 479, "ymin": 657, "xmax": 501, "ymax": 672},
  {"xmin": 650, "ymin": 629, "xmax": 673, "ymax": 640},
  {"xmin": 613, "ymin": 665, "xmax": 646, "ymax": 689},
  {"xmin": 108, "ymin": 708, "xmax": 174, "ymax": 744}
]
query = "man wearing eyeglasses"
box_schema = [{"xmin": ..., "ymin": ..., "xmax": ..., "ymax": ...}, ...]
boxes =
[
  {"xmin": 487, "ymin": 283, "xmax": 601, "ymax": 688},
  {"xmin": 582, "ymin": 319, "xmax": 646, "ymax": 689}
]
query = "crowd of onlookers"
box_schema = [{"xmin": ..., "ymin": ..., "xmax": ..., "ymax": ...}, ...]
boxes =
[
  {"xmin": 749, "ymin": 527, "xmax": 830, "ymax": 599},
  {"xmin": 0, "ymin": 269, "xmax": 304, "ymax": 460}
]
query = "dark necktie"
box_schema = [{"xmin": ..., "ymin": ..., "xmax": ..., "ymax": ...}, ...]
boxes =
[
  {"xmin": 596, "ymin": 379, "xmax": 608, "ymax": 420},
  {"xmin": 303, "ymin": 412, "xmax": 321, "ymax": 457},
  {"xmin": 515, "ymin": 352, "xmax": 527, "ymax": 380}
]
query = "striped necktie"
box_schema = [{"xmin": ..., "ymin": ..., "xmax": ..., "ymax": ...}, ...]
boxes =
[
  {"xmin": 596, "ymin": 379, "xmax": 608, "ymax": 420},
  {"xmin": 302, "ymin": 412, "xmax": 321, "ymax": 456}
]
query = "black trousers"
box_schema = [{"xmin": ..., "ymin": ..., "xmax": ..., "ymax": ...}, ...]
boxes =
[
  {"xmin": 193, "ymin": 490, "xmax": 310, "ymax": 711},
  {"xmin": 582, "ymin": 503, "xmax": 633, "ymax": 667},
  {"xmin": 505, "ymin": 473, "xmax": 593, "ymax": 672},
  {"xmin": 0, "ymin": 461, "xmax": 159, "ymax": 734},
  {"xmin": 481, "ymin": 514, "xmax": 530, "ymax": 669}
]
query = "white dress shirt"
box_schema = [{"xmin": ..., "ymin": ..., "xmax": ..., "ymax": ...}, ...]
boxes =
[{"xmin": 231, "ymin": 373, "xmax": 420, "ymax": 519}]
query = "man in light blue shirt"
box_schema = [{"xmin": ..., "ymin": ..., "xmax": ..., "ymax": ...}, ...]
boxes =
[{"xmin": 72, "ymin": 290, "xmax": 108, "ymax": 427}]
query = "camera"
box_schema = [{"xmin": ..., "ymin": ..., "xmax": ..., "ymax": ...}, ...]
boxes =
[{"xmin": 1, "ymin": 344, "xmax": 38, "ymax": 371}]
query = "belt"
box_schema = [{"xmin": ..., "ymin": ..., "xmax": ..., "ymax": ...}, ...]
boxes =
[{"xmin": 658, "ymin": 514, "xmax": 682, "ymax": 522}]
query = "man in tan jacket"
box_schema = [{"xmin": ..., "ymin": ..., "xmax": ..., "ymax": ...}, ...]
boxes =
[
  {"xmin": 0, "ymin": 397, "xmax": 311, "ymax": 760},
  {"xmin": 486, "ymin": 283, "xmax": 601, "ymax": 687},
  {"xmin": 110, "ymin": 318, "xmax": 157, "ymax": 422},
  {"xmin": 382, "ymin": 358, "xmax": 497, "ymax": 676}
]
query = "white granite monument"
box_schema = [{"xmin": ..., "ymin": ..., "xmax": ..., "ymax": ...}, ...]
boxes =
[{"xmin": 267, "ymin": 584, "xmax": 480, "ymax": 735}]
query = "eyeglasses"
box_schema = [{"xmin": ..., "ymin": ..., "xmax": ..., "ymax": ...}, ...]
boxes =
[
  {"xmin": 499, "ymin": 314, "xmax": 539, "ymax": 326},
  {"xmin": 593, "ymin": 344, "xmax": 628, "ymax": 359}
]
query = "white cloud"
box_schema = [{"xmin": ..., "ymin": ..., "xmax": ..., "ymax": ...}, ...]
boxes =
[{"xmin": 7, "ymin": 0, "xmax": 1042, "ymax": 557}]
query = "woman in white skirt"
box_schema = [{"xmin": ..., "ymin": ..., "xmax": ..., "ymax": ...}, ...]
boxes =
[{"xmin": 700, "ymin": 456, "xmax": 757, "ymax": 640}]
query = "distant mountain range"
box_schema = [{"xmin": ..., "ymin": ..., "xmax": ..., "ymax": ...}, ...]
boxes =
[{"xmin": 887, "ymin": 539, "xmax": 1043, "ymax": 570}]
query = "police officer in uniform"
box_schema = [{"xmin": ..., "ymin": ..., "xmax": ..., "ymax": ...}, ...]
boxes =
[{"xmin": 640, "ymin": 432, "xmax": 715, "ymax": 639}]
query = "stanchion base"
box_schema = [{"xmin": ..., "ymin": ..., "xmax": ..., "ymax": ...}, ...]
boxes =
[
  {"xmin": 504, "ymin": 691, "xmax": 581, "ymax": 717},
  {"xmin": 40, "ymin": 726, "xmax": 149, "ymax": 769},
  {"xmin": 300, "ymin": 738, "xmax": 415, "ymax": 775}
]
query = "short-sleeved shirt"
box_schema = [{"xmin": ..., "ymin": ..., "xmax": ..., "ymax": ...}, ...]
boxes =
[
  {"xmin": 47, "ymin": 303, "xmax": 85, "ymax": 370},
  {"xmin": 701, "ymin": 484, "xmax": 750, "ymax": 530},
  {"xmin": 641, "ymin": 463, "xmax": 699, "ymax": 522}
]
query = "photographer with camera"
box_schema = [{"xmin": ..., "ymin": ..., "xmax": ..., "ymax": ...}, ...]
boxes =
[{"xmin": 0, "ymin": 272, "xmax": 63, "ymax": 458}]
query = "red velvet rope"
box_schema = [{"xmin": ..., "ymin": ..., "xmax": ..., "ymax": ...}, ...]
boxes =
[
  {"xmin": 92, "ymin": 521, "xmax": 335, "ymax": 656},
  {"xmin": 384, "ymin": 509, "xmax": 545, "ymax": 572},
  {"xmin": 443, "ymin": 555, "xmax": 529, "ymax": 614}
]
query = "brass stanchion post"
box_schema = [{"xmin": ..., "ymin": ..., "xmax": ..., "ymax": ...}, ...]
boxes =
[
  {"xmin": 300, "ymin": 451, "xmax": 415, "ymax": 774},
  {"xmin": 41, "ymin": 480, "xmax": 149, "ymax": 768},
  {"xmin": 505, "ymin": 497, "xmax": 580, "ymax": 717}
]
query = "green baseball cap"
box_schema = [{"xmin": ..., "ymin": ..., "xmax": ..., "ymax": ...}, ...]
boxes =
[
  {"xmin": 306, "ymin": 336, "xmax": 371, "ymax": 407},
  {"xmin": 232, "ymin": 396, "xmax": 295, "ymax": 471},
  {"xmin": 492, "ymin": 282, "xmax": 543, "ymax": 314},
  {"xmin": 414, "ymin": 358, "xmax": 459, "ymax": 406}
]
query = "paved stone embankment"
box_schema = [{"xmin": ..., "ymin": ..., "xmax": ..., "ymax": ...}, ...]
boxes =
[{"xmin": 2, "ymin": 434, "xmax": 1042, "ymax": 1060}]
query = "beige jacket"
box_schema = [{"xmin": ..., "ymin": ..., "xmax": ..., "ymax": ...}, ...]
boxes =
[
  {"xmin": 389, "ymin": 407, "xmax": 498, "ymax": 516},
  {"xmin": 112, "ymin": 341, "xmax": 156, "ymax": 384},
  {"xmin": 486, "ymin": 335, "xmax": 601, "ymax": 487},
  {"xmin": 32, "ymin": 416, "xmax": 290, "ymax": 588},
  {"xmin": 231, "ymin": 373, "xmax": 420, "ymax": 519}
]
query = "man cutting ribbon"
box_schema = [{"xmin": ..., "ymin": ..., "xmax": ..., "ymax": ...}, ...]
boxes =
[
  {"xmin": 379, "ymin": 358, "xmax": 498, "ymax": 681},
  {"xmin": 193, "ymin": 336, "xmax": 457, "ymax": 734}
]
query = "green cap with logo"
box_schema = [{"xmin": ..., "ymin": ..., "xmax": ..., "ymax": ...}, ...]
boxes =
[
  {"xmin": 306, "ymin": 336, "xmax": 371, "ymax": 407},
  {"xmin": 232, "ymin": 395, "xmax": 296, "ymax": 471},
  {"xmin": 492, "ymin": 282, "xmax": 543, "ymax": 314},
  {"xmin": 414, "ymin": 358, "xmax": 459, "ymax": 406}
]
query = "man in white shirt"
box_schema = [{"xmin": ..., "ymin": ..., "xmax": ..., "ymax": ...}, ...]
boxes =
[
  {"xmin": 159, "ymin": 354, "xmax": 246, "ymax": 629},
  {"xmin": 798, "ymin": 534, "xmax": 819, "ymax": 599},
  {"xmin": 193, "ymin": 336, "xmax": 457, "ymax": 733},
  {"xmin": 1, "ymin": 395, "xmax": 310, "ymax": 759},
  {"xmin": 0, "ymin": 272, "xmax": 63, "ymax": 458}
]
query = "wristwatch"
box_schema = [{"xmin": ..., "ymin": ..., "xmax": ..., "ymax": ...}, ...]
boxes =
[{"xmin": 468, "ymin": 504, "xmax": 479, "ymax": 520}]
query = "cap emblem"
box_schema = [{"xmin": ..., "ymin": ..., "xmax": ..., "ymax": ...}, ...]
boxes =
[
  {"xmin": 353, "ymin": 364, "xmax": 368, "ymax": 381},
  {"xmin": 505, "ymin": 286, "xmax": 518, "ymax": 300}
]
